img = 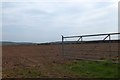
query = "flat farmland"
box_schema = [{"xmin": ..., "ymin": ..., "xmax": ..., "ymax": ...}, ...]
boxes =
[
  {"xmin": 2, "ymin": 41, "xmax": 119, "ymax": 78},
  {"xmin": 2, "ymin": 45, "xmax": 66, "ymax": 78},
  {"xmin": 63, "ymin": 42, "xmax": 119, "ymax": 61}
]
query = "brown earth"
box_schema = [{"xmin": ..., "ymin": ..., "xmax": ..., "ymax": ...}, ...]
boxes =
[
  {"xmin": 63, "ymin": 42, "xmax": 119, "ymax": 61},
  {"xmin": 2, "ymin": 45, "xmax": 67, "ymax": 78},
  {"xmin": 2, "ymin": 42, "xmax": 119, "ymax": 78}
]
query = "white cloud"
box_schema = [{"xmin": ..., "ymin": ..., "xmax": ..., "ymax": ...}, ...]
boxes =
[
  {"xmin": 0, "ymin": 3, "xmax": 2, "ymax": 41},
  {"xmin": 1, "ymin": 0, "xmax": 120, "ymax": 2},
  {"xmin": 2, "ymin": 1, "xmax": 118, "ymax": 42}
]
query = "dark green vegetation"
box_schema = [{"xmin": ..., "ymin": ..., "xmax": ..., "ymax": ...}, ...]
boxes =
[
  {"xmin": 3, "ymin": 60, "xmax": 119, "ymax": 78},
  {"xmin": 3, "ymin": 67, "xmax": 42, "ymax": 78},
  {"xmin": 55, "ymin": 60, "xmax": 119, "ymax": 78}
]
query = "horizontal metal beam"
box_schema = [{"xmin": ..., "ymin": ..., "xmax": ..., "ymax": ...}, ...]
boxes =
[{"xmin": 63, "ymin": 32, "xmax": 120, "ymax": 38}]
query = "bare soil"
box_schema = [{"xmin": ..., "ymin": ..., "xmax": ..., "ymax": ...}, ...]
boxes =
[{"xmin": 2, "ymin": 42, "xmax": 119, "ymax": 78}]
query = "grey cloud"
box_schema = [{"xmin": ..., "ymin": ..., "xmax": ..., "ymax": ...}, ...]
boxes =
[
  {"xmin": 23, "ymin": 9, "xmax": 50, "ymax": 16},
  {"xmin": 2, "ymin": 2, "xmax": 18, "ymax": 9},
  {"xmin": 2, "ymin": 2, "xmax": 118, "ymax": 42}
]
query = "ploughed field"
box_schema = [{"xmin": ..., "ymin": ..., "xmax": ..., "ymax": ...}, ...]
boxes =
[
  {"xmin": 2, "ymin": 41, "xmax": 119, "ymax": 78},
  {"xmin": 63, "ymin": 42, "xmax": 119, "ymax": 61},
  {"xmin": 2, "ymin": 45, "xmax": 65, "ymax": 78}
]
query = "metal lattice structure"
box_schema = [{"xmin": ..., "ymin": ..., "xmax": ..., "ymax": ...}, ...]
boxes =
[{"xmin": 62, "ymin": 33, "xmax": 120, "ymax": 62}]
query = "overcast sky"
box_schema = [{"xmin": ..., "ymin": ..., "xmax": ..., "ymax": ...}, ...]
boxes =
[{"xmin": 1, "ymin": 0, "xmax": 119, "ymax": 43}]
